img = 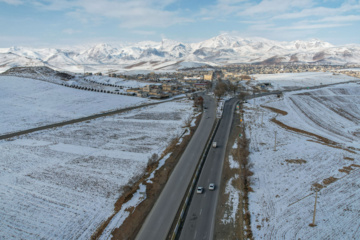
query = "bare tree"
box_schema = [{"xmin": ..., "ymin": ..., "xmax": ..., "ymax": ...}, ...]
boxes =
[
  {"xmin": 147, "ymin": 153, "xmax": 159, "ymax": 167},
  {"xmin": 206, "ymin": 81, "xmax": 213, "ymax": 91},
  {"xmin": 183, "ymin": 115, "xmax": 193, "ymax": 127},
  {"xmin": 238, "ymin": 91, "xmax": 249, "ymax": 101},
  {"xmin": 240, "ymin": 75, "xmax": 251, "ymax": 80},
  {"xmin": 214, "ymin": 80, "xmax": 228, "ymax": 100},
  {"xmin": 228, "ymin": 82, "xmax": 238, "ymax": 95},
  {"xmin": 194, "ymin": 96, "xmax": 204, "ymax": 109}
]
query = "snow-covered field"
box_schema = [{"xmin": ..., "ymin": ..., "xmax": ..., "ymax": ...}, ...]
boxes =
[
  {"xmin": 252, "ymin": 72, "xmax": 359, "ymax": 90},
  {"xmin": 243, "ymin": 82, "xmax": 360, "ymax": 239},
  {"xmin": 0, "ymin": 76, "xmax": 153, "ymax": 135},
  {"xmin": 0, "ymin": 99, "xmax": 195, "ymax": 239}
]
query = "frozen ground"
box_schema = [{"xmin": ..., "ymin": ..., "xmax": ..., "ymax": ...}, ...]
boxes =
[
  {"xmin": 0, "ymin": 99, "xmax": 195, "ymax": 239},
  {"xmin": 243, "ymin": 82, "xmax": 360, "ymax": 239},
  {"xmin": 0, "ymin": 76, "xmax": 152, "ymax": 135},
  {"xmin": 251, "ymin": 72, "xmax": 359, "ymax": 90}
]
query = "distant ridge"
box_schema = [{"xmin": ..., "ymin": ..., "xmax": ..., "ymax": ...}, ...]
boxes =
[{"xmin": 1, "ymin": 34, "xmax": 360, "ymax": 72}]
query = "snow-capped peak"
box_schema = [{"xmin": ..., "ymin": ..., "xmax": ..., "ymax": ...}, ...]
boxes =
[
  {"xmin": 291, "ymin": 39, "xmax": 334, "ymax": 50},
  {"xmin": 0, "ymin": 34, "xmax": 359, "ymax": 69}
]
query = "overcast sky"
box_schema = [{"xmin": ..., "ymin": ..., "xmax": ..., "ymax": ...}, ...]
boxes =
[{"xmin": 1, "ymin": 0, "xmax": 359, "ymax": 48}]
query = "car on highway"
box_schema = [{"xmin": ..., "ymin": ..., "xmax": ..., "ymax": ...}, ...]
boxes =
[
  {"xmin": 209, "ymin": 183, "xmax": 215, "ymax": 191},
  {"xmin": 197, "ymin": 187, "xmax": 204, "ymax": 194}
]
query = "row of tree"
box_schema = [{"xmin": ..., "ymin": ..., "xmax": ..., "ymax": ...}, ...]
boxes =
[
  {"xmin": 60, "ymin": 83, "xmax": 135, "ymax": 96},
  {"xmin": 84, "ymin": 78, "xmax": 123, "ymax": 88}
]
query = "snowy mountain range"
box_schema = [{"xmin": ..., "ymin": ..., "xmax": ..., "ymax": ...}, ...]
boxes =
[{"xmin": 1, "ymin": 34, "xmax": 360, "ymax": 73}]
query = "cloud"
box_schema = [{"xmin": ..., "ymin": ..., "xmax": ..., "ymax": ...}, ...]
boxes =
[
  {"xmin": 279, "ymin": 23, "xmax": 350, "ymax": 30},
  {"xmin": 318, "ymin": 15, "xmax": 360, "ymax": 23},
  {"xmin": 0, "ymin": 35, "xmax": 42, "ymax": 47},
  {"xmin": 197, "ymin": 0, "xmax": 360, "ymax": 42},
  {"xmin": 199, "ymin": 0, "xmax": 315, "ymax": 19},
  {"xmin": 200, "ymin": 0, "xmax": 360, "ymax": 22},
  {"xmin": 199, "ymin": 0, "xmax": 247, "ymax": 19},
  {"xmin": 238, "ymin": 0, "xmax": 315, "ymax": 16},
  {"xmin": 0, "ymin": 0, "xmax": 23, "ymax": 5},
  {"xmin": 62, "ymin": 28, "xmax": 81, "ymax": 35},
  {"xmin": 28, "ymin": 0, "xmax": 190, "ymax": 28},
  {"xmin": 132, "ymin": 30, "xmax": 156, "ymax": 35},
  {"xmin": 273, "ymin": 2, "xmax": 360, "ymax": 20}
]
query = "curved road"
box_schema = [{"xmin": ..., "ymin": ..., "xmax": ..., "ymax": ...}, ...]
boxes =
[
  {"xmin": 136, "ymin": 95, "xmax": 216, "ymax": 240},
  {"xmin": 179, "ymin": 98, "xmax": 238, "ymax": 240}
]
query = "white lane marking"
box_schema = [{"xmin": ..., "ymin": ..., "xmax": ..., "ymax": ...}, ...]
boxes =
[
  {"xmin": 200, "ymin": 208, "xmax": 202, "ymax": 215},
  {"xmin": 194, "ymin": 231, "xmax": 197, "ymax": 239}
]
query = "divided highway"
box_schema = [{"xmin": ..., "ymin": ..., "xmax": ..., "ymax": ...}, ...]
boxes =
[
  {"xmin": 136, "ymin": 95, "xmax": 216, "ymax": 240},
  {"xmin": 179, "ymin": 98, "xmax": 238, "ymax": 240}
]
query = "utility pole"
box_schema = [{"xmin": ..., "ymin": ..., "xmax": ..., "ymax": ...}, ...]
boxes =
[
  {"xmin": 274, "ymin": 131, "xmax": 277, "ymax": 151},
  {"xmin": 309, "ymin": 190, "xmax": 318, "ymax": 227}
]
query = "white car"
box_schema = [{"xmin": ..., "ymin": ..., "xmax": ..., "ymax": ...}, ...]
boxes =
[
  {"xmin": 209, "ymin": 183, "xmax": 215, "ymax": 191},
  {"xmin": 197, "ymin": 187, "xmax": 204, "ymax": 194}
]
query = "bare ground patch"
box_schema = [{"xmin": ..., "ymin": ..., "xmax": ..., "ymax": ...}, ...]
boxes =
[
  {"xmin": 261, "ymin": 105, "xmax": 288, "ymax": 116},
  {"xmin": 323, "ymin": 176, "xmax": 338, "ymax": 185},
  {"xmin": 312, "ymin": 183, "xmax": 324, "ymax": 190},
  {"xmin": 154, "ymin": 60, "xmax": 184, "ymax": 70},
  {"xmin": 285, "ymin": 159, "xmax": 307, "ymax": 164},
  {"xmin": 124, "ymin": 61, "xmax": 147, "ymax": 69},
  {"xmin": 339, "ymin": 164, "xmax": 360, "ymax": 174}
]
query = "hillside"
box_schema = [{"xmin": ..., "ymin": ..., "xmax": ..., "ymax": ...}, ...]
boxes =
[{"xmin": 2, "ymin": 66, "xmax": 73, "ymax": 84}]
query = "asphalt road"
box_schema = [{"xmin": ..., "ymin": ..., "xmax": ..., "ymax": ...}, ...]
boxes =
[
  {"xmin": 179, "ymin": 98, "xmax": 238, "ymax": 240},
  {"xmin": 135, "ymin": 95, "xmax": 216, "ymax": 240}
]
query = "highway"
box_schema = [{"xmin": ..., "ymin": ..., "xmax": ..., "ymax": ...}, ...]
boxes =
[
  {"xmin": 136, "ymin": 95, "xmax": 216, "ymax": 240},
  {"xmin": 179, "ymin": 98, "xmax": 238, "ymax": 240}
]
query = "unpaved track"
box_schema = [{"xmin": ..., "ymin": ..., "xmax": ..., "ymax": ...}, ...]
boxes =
[{"xmin": 0, "ymin": 98, "xmax": 183, "ymax": 140}]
